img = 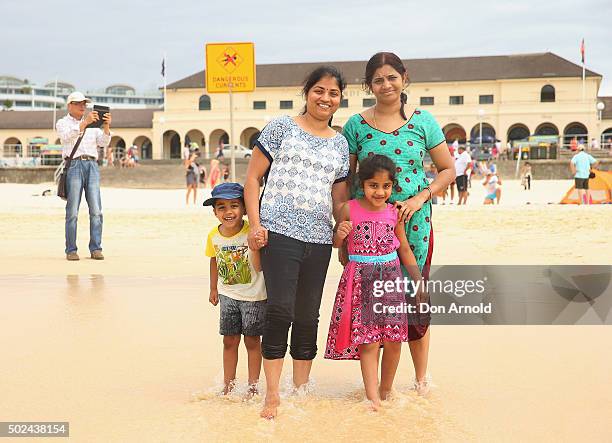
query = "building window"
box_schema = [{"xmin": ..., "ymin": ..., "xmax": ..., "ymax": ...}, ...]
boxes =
[
  {"xmin": 198, "ymin": 95, "xmax": 211, "ymax": 110},
  {"xmin": 540, "ymin": 85, "xmax": 555, "ymax": 102},
  {"xmin": 280, "ymin": 100, "xmax": 293, "ymax": 109},
  {"xmin": 449, "ymin": 96, "xmax": 464, "ymax": 105},
  {"xmin": 253, "ymin": 101, "xmax": 266, "ymax": 110},
  {"xmin": 111, "ymin": 97, "xmax": 124, "ymax": 103},
  {"xmin": 479, "ymin": 95, "xmax": 494, "ymax": 104},
  {"xmin": 15, "ymin": 101, "xmax": 30, "ymax": 107},
  {"xmin": 340, "ymin": 98, "xmax": 349, "ymax": 108},
  {"xmin": 363, "ymin": 98, "xmax": 376, "ymax": 107},
  {"xmin": 420, "ymin": 97, "xmax": 434, "ymax": 106},
  {"xmin": 128, "ymin": 98, "xmax": 140, "ymax": 104}
]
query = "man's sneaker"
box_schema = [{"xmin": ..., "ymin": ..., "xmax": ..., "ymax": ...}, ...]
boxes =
[
  {"xmin": 90, "ymin": 250, "xmax": 104, "ymax": 260},
  {"xmin": 66, "ymin": 252, "xmax": 80, "ymax": 261}
]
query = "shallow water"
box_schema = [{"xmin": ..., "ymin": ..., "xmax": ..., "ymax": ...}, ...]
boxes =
[{"xmin": 1, "ymin": 275, "xmax": 611, "ymax": 442}]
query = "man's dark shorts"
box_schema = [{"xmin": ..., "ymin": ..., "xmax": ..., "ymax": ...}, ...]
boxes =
[
  {"xmin": 456, "ymin": 174, "xmax": 468, "ymax": 192},
  {"xmin": 219, "ymin": 294, "xmax": 266, "ymax": 336},
  {"xmin": 575, "ymin": 178, "xmax": 589, "ymax": 190}
]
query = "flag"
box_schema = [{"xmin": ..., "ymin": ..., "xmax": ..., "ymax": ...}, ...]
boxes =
[
  {"xmin": 580, "ymin": 39, "xmax": 585, "ymax": 64},
  {"xmin": 161, "ymin": 58, "xmax": 165, "ymax": 77}
]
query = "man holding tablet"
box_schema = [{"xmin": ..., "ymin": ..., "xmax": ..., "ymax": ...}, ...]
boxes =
[{"xmin": 56, "ymin": 91, "xmax": 112, "ymax": 261}]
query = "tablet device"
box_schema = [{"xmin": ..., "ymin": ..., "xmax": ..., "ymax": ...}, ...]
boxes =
[{"xmin": 87, "ymin": 105, "xmax": 110, "ymax": 128}]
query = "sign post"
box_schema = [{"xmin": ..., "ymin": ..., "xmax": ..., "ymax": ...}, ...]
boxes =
[{"xmin": 205, "ymin": 42, "xmax": 255, "ymax": 181}]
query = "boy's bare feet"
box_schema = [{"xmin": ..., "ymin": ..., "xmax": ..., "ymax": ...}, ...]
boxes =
[{"xmin": 260, "ymin": 392, "xmax": 280, "ymax": 419}]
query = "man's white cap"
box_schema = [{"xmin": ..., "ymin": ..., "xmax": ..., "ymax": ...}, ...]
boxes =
[{"xmin": 66, "ymin": 91, "xmax": 91, "ymax": 104}]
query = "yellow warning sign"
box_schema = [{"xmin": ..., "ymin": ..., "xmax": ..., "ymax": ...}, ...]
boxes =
[{"xmin": 205, "ymin": 42, "xmax": 255, "ymax": 93}]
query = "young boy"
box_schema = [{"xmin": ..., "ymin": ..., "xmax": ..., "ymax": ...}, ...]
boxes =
[{"xmin": 204, "ymin": 182, "xmax": 266, "ymax": 397}]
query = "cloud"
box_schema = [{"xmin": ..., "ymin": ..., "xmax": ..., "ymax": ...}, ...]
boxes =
[{"xmin": 1, "ymin": 0, "xmax": 610, "ymax": 94}]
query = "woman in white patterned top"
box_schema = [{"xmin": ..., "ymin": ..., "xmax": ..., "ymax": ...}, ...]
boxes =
[{"xmin": 244, "ymin": 66, "xmax": 350, "ymax": 419}]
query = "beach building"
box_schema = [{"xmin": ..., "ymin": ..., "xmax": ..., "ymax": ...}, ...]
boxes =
[{"xmin": 1, "ymin": 52, "xmax": 611, "ymax": 160}]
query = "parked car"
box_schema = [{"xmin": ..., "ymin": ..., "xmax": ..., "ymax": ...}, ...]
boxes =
[{"xmin": 221, "ymin": 144, "xmax": 252, "ymax": 158}]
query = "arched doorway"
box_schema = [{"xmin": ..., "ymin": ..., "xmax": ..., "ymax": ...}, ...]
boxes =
[
  {"xmin": 133, "ymin": 135, "xmax": 152, "ymax": 160},
  {"xmin": 3, "ymin": 137, "xmax": 22, "ymax": 156},
  {"xmin": 563, "ymin": 122, "xmax": 588, "ymax": 148},
  {"xmin": 163, "ymin": 130, "xmax": 181, "ymax": 159},
  {"xmin": 507, "ymin": 124, "xmax": 530, "ymax": 142},
  {"xmin": 185, "ymin": 129, "xmax": 206, "ymax": 154},
  {"xmin": 54, "ymin": 138, "xmax": 61, "ymax": 145},
  {"xmin": 534, "ymin": 122, "xmax": 559, "ymax": 136},
  {"xmin": 442, "ymin": 124, "xmax": 466, "ymax": 144},
  {"xmin": 602, "ymin": 128, "xmax": 612, "ymax": 149},
  {"xmin": 209, "ymin": 129, "xmax": 229, "ymax": 153},
  {"xmin": 240, "ymin": 127, "xmax": 260, "ymax": 149},
  {"xmin": 110, "ymin": 136, "xmax": 126, "ymax": 160},
  {"xmin": 470, "ymin": 123, "xmax": 496, "ymax": 144}
]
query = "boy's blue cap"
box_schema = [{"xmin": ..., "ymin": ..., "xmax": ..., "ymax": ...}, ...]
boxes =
[{"xmin": 203, "ymin": 182, "xmax": 244, "ymax": 206}]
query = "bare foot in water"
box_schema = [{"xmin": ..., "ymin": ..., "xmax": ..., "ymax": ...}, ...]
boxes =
[
  {"xmin": 414, "ymin": 379, "xmax": 430, "ymax": 396},
  {"xmin": 243, "ymin": 383, "xmax": 259, "ymax": 401},
  {"xmin": 379, "ymin": 387, "xmax": 391, "ymax": 401},
  {"xmin": 222, "ymin": 379, "xmax": 236, "ymax": 396},
  {"xmin": 260, "ymin": 392, "xmax": 280, "ymax": 419},
  {"xmin": 368, "ymin": 399, "xmax": 382, "ymax": 412}
]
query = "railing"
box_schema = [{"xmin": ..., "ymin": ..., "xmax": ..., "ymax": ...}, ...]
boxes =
[{"xmin": 1, "ymin": 144, "xmax": 61, "ymax": 167}]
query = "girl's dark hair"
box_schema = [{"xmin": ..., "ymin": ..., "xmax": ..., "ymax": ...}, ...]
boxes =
[
  {"xmin": 301, "ymin": 65, "xmax": 347, "ymax": 126},
  {"xmin": 363, "ymin": 52, "xmax": 410, "ymax": 120},
  {"xmin": 358, "ymin": 154, "xmax": 397, "ymax": 184}
]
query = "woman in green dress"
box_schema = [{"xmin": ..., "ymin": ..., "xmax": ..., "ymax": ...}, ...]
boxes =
[{"xmin": 343, "ymin": 52, "xmax": 455, "ymax": 394}]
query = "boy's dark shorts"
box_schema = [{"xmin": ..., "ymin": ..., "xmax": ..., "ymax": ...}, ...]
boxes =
[
  {"xmin": 456, "ymin": 174, "xmax": 468, "ymax": 192},
  {"xmin": 574, "ymin": 178, "xmax": 589, "ymax": 190},
  {"xmin": 219, "ymin": 294, "xmax": 266, "ymax": 336}
]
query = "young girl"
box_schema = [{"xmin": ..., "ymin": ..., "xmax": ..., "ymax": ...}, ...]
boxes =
[{"xmin": 325, "ymin": 154, "xmax": 426, "ymax": 410}]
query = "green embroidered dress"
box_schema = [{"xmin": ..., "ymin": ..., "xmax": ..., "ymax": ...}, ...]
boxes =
[{"xmin": 343, "ymin": 109, "xmax": 445, "ymax": 277}]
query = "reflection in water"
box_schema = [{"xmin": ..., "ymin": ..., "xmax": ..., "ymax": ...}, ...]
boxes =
[{"xmin": 64, "ymin": 274, "xmax": 106, "ymax": 320}]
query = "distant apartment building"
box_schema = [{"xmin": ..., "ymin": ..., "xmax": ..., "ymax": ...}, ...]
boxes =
[{"xmin": 0, "ymin": 76, "xmax": 163, "ymax": 111}]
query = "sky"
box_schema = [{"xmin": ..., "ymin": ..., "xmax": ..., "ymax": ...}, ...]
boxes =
[{"xmin": 3, "ymin": 0, "xmax": 611, "ymax": 96}]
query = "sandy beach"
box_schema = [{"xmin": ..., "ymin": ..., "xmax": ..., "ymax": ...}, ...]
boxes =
[{"xmin": 1, "ymin": 180, "xmax": 611, "ymax": 442}]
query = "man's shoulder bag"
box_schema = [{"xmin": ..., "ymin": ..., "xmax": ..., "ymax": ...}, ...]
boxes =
[{"xmin": 57, "ymin": 133, "xmax": 84, "ymax": 200}]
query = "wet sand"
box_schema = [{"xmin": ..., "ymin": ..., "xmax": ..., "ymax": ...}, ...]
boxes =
[{"xmin": 1, "ymin": 182, "xmax": 611, "ymax": 441}]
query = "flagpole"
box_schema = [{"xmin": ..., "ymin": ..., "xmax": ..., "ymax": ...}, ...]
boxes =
[
  {"xmin": 161, "ymin": 52, "xmax": 166, "ymax": 160},
  {"xmin": 581, "ymin": 39, "xmax": 586, "ymax": 103},
  {"xmin": 163, "ymin": 52, "xmax": 167, "ymax": 112},
  {"xmin": 52, "ymin": 76, "xmax": 58, "ymax": 130}
]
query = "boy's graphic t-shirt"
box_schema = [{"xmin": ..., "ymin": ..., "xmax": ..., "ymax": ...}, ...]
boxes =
[{"xmin": 205, "ymin": 221, "xmax": 266, "ymax": 302}]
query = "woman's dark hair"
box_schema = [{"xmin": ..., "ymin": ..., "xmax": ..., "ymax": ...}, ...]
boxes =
[
  {"xmin": 363, "ymin": 52, "xmax": 410, "ymax": 120},
  {"xmin": 358, "ymin": 154, "xmax": 397, "ymax": 184},
  {"xmin": 301, "ymin": 65, "xmax": 346, "ymax": 126}
]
